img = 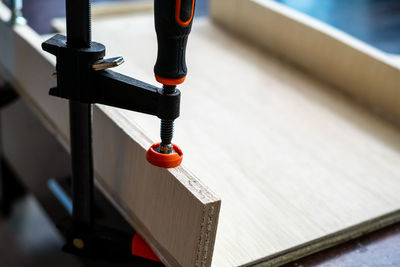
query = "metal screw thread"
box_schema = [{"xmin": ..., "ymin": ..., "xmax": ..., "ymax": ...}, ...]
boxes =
[
  {"xmin": 160, "ymin": 120, "xmax": 174, "ymax": 145},
  {"xmin": 159, "ymin": 85, "xmax": 176, "ymax": 154},
  {"xmin": 66, "ymin": 0, "xmax": 91, "ymax": 47}
]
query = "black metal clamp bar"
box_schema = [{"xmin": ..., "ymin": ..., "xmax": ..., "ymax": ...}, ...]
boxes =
[{"xmin": 64, "ymin": 0, "xmax": 94, "ymax": 233}]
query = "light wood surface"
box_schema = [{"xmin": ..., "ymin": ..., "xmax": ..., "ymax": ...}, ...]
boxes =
[
  {"xmin": 0, "ymin": 3, "xmax": 220, "ymax": 267},
  {"xmin": 3, "ymin": 1, "xmax": 400, "ymax": 266},
  {"xmin": 211, "ymin": 0, "xmax": 400, "ymax": 124},
  {"xmin": 82, "ymin": 8, "xmax": 400, "ymax": 267}
]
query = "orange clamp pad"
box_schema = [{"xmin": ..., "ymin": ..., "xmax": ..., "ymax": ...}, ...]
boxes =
[
  {"xmin": 155, "ymin": 75, "xmax": 186, "ymax": 86},
  {"xmin": 132, "ymin": 234, "xmax": 161, "ymax": 262},
  {"xmin": 146, "ymin": 143, "xmax": 183, "ymax": 168}
]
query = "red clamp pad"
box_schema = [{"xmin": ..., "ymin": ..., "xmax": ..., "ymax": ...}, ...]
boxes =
[
  {"xmin": 132, "ymin": 234, "xmax": 161, "ymax": 262},
  {"xmin": 146, "ymin": 143, "xmax": 183, "ymax": 168}
]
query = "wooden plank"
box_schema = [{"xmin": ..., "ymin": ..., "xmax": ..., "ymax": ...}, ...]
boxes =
[
  {"xmin": 210, "ymin": 0, "xmax": 400, "ymax": 123},
  {"xmin": 0, "ymin": 3, "xmax": 220, "ymax": 267},
  {"xmin": 70, "ymin": 8, "xmax": 400, "ymax": 267}
]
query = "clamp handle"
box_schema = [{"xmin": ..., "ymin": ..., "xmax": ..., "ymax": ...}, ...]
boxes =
[{"xmin": 154, "ymin": 0, "xmax": 196, "ymax": 85}]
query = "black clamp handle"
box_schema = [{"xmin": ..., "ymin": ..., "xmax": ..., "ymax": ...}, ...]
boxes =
[{"xmin": 154, "ymin": 0, "xmax": 196, "ymax": 85}]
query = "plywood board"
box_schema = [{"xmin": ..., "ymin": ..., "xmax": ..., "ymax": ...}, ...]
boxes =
[
  {"xmin": 3, "ymin": 1, "xmax": 400, "ymax": 266},
  {"xmin": 0, "ymin": 3, "xmax": 220, "ymax": 267},
  {"xmin": 210, "ymin": 0, "xmax": 400, "ymax": 123},
  {"xmin": 74, "ymin": 8, "xmax": 400, "ymax": 267}
]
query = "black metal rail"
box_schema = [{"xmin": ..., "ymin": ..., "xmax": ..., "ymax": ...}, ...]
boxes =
[{"xmin": 65, "ymin": 0, "xmax": 94, "ymax": 229}]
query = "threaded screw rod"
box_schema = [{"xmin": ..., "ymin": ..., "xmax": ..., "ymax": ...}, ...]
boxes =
[
  {"xmin": 159, "ymin": 85, "xmax": 176, "ymax": 154},
  {"xmin": 65, "ymin": 0, "xmax": 93, "ymax": 228}
]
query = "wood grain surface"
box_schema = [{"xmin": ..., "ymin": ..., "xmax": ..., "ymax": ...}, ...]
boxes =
[
  {"xmin": 62, "ymin": 7, "xmax": 400, "ymax": 266},
  {"xmin": 3, "ymin": 1, "xmax": 400, "ymax": 266},
  {"xmin": 211, "ymin": 0, "xmax": 400, "ymax": 124},
  {"xmin": 16, "ymin": 0, "xmax": 400, "ymax": 265}
]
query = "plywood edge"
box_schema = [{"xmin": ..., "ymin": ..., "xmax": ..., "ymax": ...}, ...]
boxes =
[
  {"xmin": 96, "ymin": 105, "xmax": 221, "ymax": 266},
  {"xmin": 196, "ymin": 199, "xmax": 221, "ymax": 267},
  {"xmin": 250, "ymin": 210, "xmax": 400, "ymax": 267},
  {"xmin": 94, "ymin": 176, "xmax": 182, "ymax": 266},
  {"xmin": 170, "ymin": 168, "xmax": 221, "ymax": 267},
  {"xmin": 210, "ymin": 0, "xmax": 400, "ymax": 123},
  {"xmin": 96, "ymin": 174, "xmax": 220, "ymax": 267},
  {"xmin": 0, "ymin": 3, "xmax": 221, "ymax": 266}
]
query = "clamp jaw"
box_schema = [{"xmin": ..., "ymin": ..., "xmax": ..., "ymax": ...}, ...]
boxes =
[
  {"xmin": 43, "ymin": 0, "xmax": 197, "ymax": 169},
  {"xmin": 42, "ymin": 34, "xmax": 181, "ymax": 123},
  {"xmin": 41, "ymin": 33, "xmax": 178, "ymax": 263}
]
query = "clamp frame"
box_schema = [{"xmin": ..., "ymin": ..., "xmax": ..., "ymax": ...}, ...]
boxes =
[
  {"xmin": 40, "ymin": 0, "xmax": 177, "ymax": 263},
  {"xmin": 41, "ymin": 34, "xmax": 173, "ymax": 263}
]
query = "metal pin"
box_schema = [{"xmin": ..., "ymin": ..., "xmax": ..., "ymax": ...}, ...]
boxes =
[
  {"xmin": 52, "ymin": 56, "xmax": 124, "ymax": 77},
  {"xmin": 92, "ymin": 56, "xmax": 124, "ymax": 71}
]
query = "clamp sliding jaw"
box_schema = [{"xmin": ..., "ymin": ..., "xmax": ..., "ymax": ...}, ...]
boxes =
[
  {"xmin": 42, "ymin": 34, "xmax": 180, "ymax": 128},
  {"xmin": 44, "ymin": 0, "xmax": 197, "ymax": 168}
]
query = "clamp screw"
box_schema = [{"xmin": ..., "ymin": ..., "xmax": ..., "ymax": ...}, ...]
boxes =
[{"xmin": 159, "ymin": 85, "xmax": 176, "ymax": 154}]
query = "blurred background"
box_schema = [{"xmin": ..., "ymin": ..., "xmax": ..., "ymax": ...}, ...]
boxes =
[
  {"xmin": 276, "ymin": 0, "xmax": 400, "ymax": 54},
  {"xmin": 3, "ymin": 0, "xmax": 400, "ymax": 53}
]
